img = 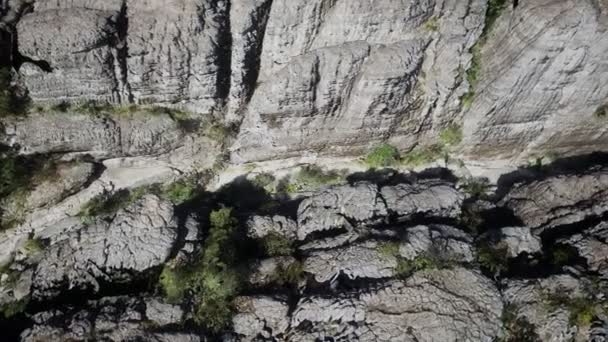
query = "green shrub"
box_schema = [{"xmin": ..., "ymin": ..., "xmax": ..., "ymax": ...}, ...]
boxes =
[
  {"xmin": 290, "ymin": 165, "xmax": 346, "ymax": 191},
  {"xmin": 551, "ymin": 245, "xmax": 577, "ymax": 266},
  {"xmin": 439, "ymin": 125, "xmax": 463, "ymax": 147},
  {"xmin": 365, "ymin": 144, "xmax": 400, "ymax": 168},
  {"xmin": 461, "ymin": 177, "xmax": 490, "ymax": 198},
  {"xmin": 545, "ymin": 292, "xmax": 597, "ymax": 327},
  {"xmin": 159, "ymin": 208, "xmax": 242, "ymax": 333},
  {"xmin": 1, "ymin": 297, "xmax": 28, "ymax": 318},
  {"xmin": 395, "ymin": 255, "xmax": 441, "ymax": 277},
  {"xmin": 423, "ymin": 17, "xmax": 439, "ymax": 32},
  {"xmin": 378, "ymin": 242, "xmax": 401, "ymax": 258},
  {"xmin": 162, "ymin": 177, "xmax": 200, "ymax": 204},
  {"xmin": 23, "ymin": 238, "xmax": 44, "ymax": 255},
  {"xmin": 252, "ymin": 172, "xmax": 276, "ymax": 192},
  {"xmin": 594, "ymin": 104, "xmax": 608, "ymax": 119},
  {"xmin": 79, "ymin": 187, "xmax": 148, "ymax": 221},
  {"xmin": 272, "ymin": 260, "xmax": 305, "ymax": 286},
  {"xmin": 261, "ymin": 233, "xmax": 294, "ymax": 257},
  {"xmin": 477, "ymin": 242, "xmax": 509, "ymax": 276},
  {"xmin": 76, "ymin": 100, "xmax": 114, "ymax": 115}
]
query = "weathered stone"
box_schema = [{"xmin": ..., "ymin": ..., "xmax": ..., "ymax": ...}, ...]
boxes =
[
  {"xmin": 562, "ymin": 222, "xmax": 608, "ymax": 276},
  {"xmin": 297, "ymin": 182, "xmax": 387, "ymax": 241},
  {"xmin": 381, "ymin": 180, "xmax": 464, "ymax": 220},
  {"xmin": 21, "ymin": 296, "xmax": 204, "ymax": 342},
  {"xmin": 248, "ymin": 256, "xmax": 298, "ymax": 287},
  {"xmin": 233, "ymin": 296, "xmax": 290, "ymax": 340},
  {"xmin": 303, "ymin": 241, "xmax": 397, "ymax": 283},
  {"xmin": 290, "ymin": 268, "xmax": 502, "ymax": 341},
  {"xmin": 31, "ymin": 194, "xmax": 177, "ymax": 300},
  {"xmin": 499, "ymin": 226, "xmax": 542, "ymax": 258},
  {"xmin": 500, "ymin": 169, "xmax": 608, "ymax": 229},
  {"xmin": 399, "ymin": 224, "xmax": 475, "ymax": 263},
  {"xmin": 246, "ymin": 215, "xmax": 297, "ymax": 240}
]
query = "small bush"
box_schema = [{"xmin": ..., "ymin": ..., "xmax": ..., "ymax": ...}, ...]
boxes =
[
  {"xmin": 261, "ymin": 233, "xmax": 294, "ymax": 257},
  {"xmin": 272, "ymin": 260, "xmax": 305, "ymax": 286},
  {"xmin": 423, "ymin": 17, "xmax": 439, "ymax": 32},
  {"xmin": 378, "ymin": 242, "xmax": 401, "ymax": 258},
  {"xmin": 23, "ymin": 238, "xmax": 44, "ymax": 255},
  {"xmin": 252, "ymin": 172, "xmax": 276, "ymax": 192},
  {"xmin": 551, "ymin": 244, "xmax": 578, "ymax": 266},
  {"xmin": 76, "ymin": 100, "xmax": 114, "ymax": 115},
  {"xmin": 461, "ymin": 177, "xmax": 490, "ymax": 198},
  {"xmin": 545, "ymin": 292, "xmax": 597, "ymax": 327},
  {"xmin": 159, "ymin": 208, "xmax": 242, "ymax": 333},
  {"xmin": 365, "ymin": 144, "xmax": 400, "ymax": 168},
  {"xmin": 477, "ymin": 242, "xmax": 509, "ymax": 276},
  {"xmin": 1, "ymin": 298, "xmax": 28, "ymax": 318},
  {"xmin": 79, "ymin": 187, "xmax": 147, "ymax": 221},
  {"xmin": 290, "ymin": 165, "xmax": 346, "ymax": 191},
  {"xmin": 594, "ymin": 104, "xmax": 608, "ymax": 119},
  {"xmin": 162, "ymin": 178, "xmax": 200, "ymax": 204},
  {"xmin": 439, "ymin": 125, "xmax": 463, "ymax": 147}
]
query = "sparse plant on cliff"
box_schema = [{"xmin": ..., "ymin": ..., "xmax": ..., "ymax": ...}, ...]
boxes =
[
  {"xmin": 160, "ymin": 208, "xmax": 242, "ymax": 333},
  {"xmin": 461, "ymin": 177, "xmax": 490, "ymax": 198},
  {"xmin": 0, "ymin": 67, "xmax": 30, "ymax": 117},
  {"xmin": 501, "ymin": 304, "xmax": 541, "ymax": 342},
  {"xmin": 162, "ymin": 177, "xmax": 201, "ymax": 205},
  {"xmin": 423, "ymin": 17, "xmax": 439, "ymax": 32},
  {"xmin": 365, "ymin": 144, "xmax": 400, "ymax": 168},
  {"xmin": 594, "ymin": 104, "xmax": 608, "ymax": 119},
  {"xmin": 79, "ymin": 187, "xmax": 148, "ymax": 222},
  {"xmin": 261, "ymin": 232, "xmax": 294, "ymax": 257},
  {"xmin": 477, "ymin": 241, "xmax": 509, "ymax": 277},
  {"xmin": 271, "ymin": 260, "xmax": 305, "ymax": 286},
  {"xmin": 439, "ymin": 125, "xmax": 463, "ymax": 147}
]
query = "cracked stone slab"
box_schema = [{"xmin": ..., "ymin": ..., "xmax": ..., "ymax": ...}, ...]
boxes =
[{"xmin": 31, "ymin": 194, "xmax": 178, "ymax": 300}]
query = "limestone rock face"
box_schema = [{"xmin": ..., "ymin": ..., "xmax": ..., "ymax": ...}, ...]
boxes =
[
  {"xmin": 290, "ymin": 268, "xmax": 503, "ymax": 342},
  {"xmin": 20, "ymin": 296, "xmax": 202, "ymax": 342},
  {"xmin": 297, "ymin": 182, "xmax": 387, "ymax": 241},
  {"xmin": 16, "ymin": 0, "xmax": 228, "ymax": 113},
  {"xmin": 233, "ymin": 0, "xmax": 486, "ymax": 162},
  {"xmin": 500, "ymin": 168, "xmax": 608, "ymax": 230},
  {"xmin": 381, "ymin": 180, "xmax": 464, "ymax": 220},
  {"xmin": 462, "ymin": 0, "xmax": 608, "ymax": 161},
  {"xmin": 562, "ymin": 222, "xmax": 608, "ymax": 276},
  {"xmin": 31, "ymin": 194, "xmax": 177, "ymax": 300},
  {"xmin": 303, "ymin": 241, "xmax": 398, "ymax": 283},
  {"xmin": 232, "ymin": 296, "xmax": 290, "ymax": 341},
  {"xmin": 1, "ymin": 111, "xmax": 185, "ymax": 158}
]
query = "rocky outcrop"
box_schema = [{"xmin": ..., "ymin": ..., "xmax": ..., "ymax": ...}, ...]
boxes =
[
  {"xmin": 232, "ymin": 296, "xmax": 290, "ymax": 340},
  {"xmin": 1, "ymin": 111, "xmax": 185, "ymax": 158},
  {"xmin": 498, "ymin": 226, "xmax": 542, "ymax": 258},
  {"xmin": 500, "ymin": 168, "xmax": 608, "ymax": 230},
  {"xmin": 381, "ymin": 180, "xmax": 464, "ymax": 220},
  {"xmin": 502, "ymin": 274, "xmax": 587, "ymax": 341},
  {"xmin": 289, "ymin": 268, "xmax": 502, "ymax": 341},
  {"xmin": 31, "ymin": 194, "xmax": 177, "ymax": 300},
  {"xmin": 462, "ymin": 0, "xmax": 608, "ymax": 161},
  {"xmin": 246, "ymin": 215, "xmax": 297, "ymax": 240},
  {"xmin": 21, "ymin": 296, "xmax": 201, "ymax": 342},
  {"xmin": 562, "ymin": 221, "xmax": 608, "ymax": 276},
  {"xmin": 232, "ymin": 0, "xmax": 487, "ymax": 162},
  {"xmin": 303, "ymin": 241, "xmax": 398, "ymax": 283},
  {"xmin": 297, "ymin": 182, "xmax": 387, "ymax": 241}
]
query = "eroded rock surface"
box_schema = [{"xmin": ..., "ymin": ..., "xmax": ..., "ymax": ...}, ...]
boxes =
[
  {"xmin": 500, "ymin": 168, "xmax": 608, "ymax": 229},
  {"xmin": 31, "ymin": 194, "xmax": 177, "ymax": 300}
]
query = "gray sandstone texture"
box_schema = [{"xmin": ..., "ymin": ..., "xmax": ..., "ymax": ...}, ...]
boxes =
[
  {"xmin": 31, "ymin": 194, "xmax": 178, "ymax": 300},
  {"xmin": 2, "ymin": 0, "xmax": 608, "ymax": 341}
]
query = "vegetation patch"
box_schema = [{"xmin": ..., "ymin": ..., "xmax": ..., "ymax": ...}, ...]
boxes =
[
  {"xmin": 251, "ymin": 172, "xmax": 276, "ymax": 193},
  {"xmin": 461, "ymin": 0, "xmax": 509, "ymax": 108},
  {"xmin": 79, "ymin": 187, "xmax": 148, "ymax": 222},
  {"xmin": 477, "ymin": 242, "xmax": 509, "ymax": 277},
  {"xmin": 0, "ymin": 67, "xmax": 30, "ymax": 117},
  {"xmin": 270, "ymin": 260, "xmax": 305, "ymax": 286},
  {"xmin": 439, "ymin": 125, "xmax": 463, "ymax": 147},
  {"xmin": 545, "ymin": 291, "xmax": 598, "ymax": 327},
  {"xmin": 423, "ymin": 17, "xmax": 439, "ymax": 32},
  {"xmin": 159, "ymin": 208, "xmax": 242, "ymax": 333},
  {"xmin": 365, "ymin": 144, "xmax": 401, "ymax": 168},
  {"xmin": 161, "ymin": 177, "xmax": 201, "ymax": 205},
  {"xmin": 461, "ymin": 177, "xmax": 490, "ymax": 198},
  {"xmin": 260, "ymin": 233, "xmax": 294, "ymax": 257},
  {"xmin": 284, "ymin": 165, "xmax": 347, "ymax": 193},
  {"xmin": 379, "ymin": 242, "xmax": 453, "ymax": 278},
  {"xmin": 594, "ymin": 104, "xmax": 608, "ymax": 119},
  {"xmin": 501, "ymin": 304, "xmax": 541, "ymax": 342}
]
